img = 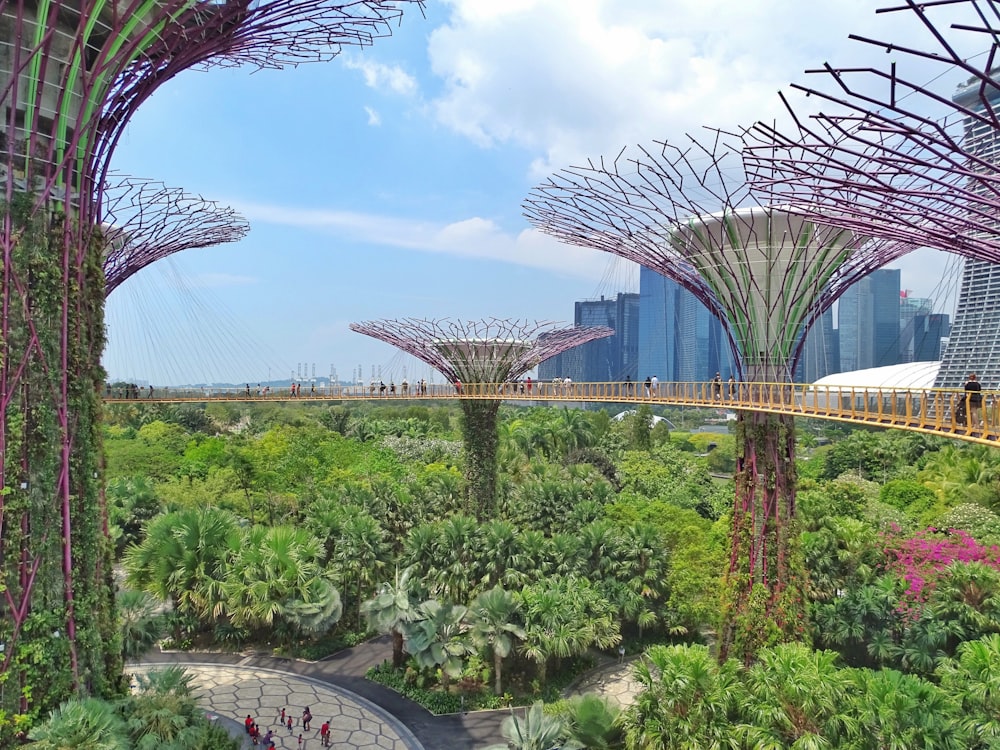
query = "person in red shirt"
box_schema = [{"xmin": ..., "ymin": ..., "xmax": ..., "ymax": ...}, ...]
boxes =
[{"xmin": 320, "ymin": 720, "xmax": 331, "ymax": 746}]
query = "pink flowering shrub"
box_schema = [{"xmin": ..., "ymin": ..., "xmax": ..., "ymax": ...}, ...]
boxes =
[{"xmin": 881, "ymin": 526, "xmax": 1000, "ymax": 615}]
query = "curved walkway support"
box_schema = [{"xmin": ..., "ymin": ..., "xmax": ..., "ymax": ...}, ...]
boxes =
[{"xmin": 108, "ymin": 380, "xmax": 1000, "ymax": 447}]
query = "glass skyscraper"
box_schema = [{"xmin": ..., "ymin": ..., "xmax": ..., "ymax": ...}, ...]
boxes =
[
  {"xmin": 538, "ymin": 292, "xmax": 639, "ymax": 382},
  {"xmin": 637, "ymin": 266, "xmax": 738, "ymax": 382},
  {"xmin": 838, "ymin": 268, "xmax": 902, "ymax": 372}
]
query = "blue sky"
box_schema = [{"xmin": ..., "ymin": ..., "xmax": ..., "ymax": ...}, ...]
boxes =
[{"xmin": 102, "ymin": 0, "xmax": 971, "ymax": 387}]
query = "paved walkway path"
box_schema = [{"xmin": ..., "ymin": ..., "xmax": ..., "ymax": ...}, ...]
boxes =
[
  {"xmin": 138, "ymin": 638, "xmax": 643, "ymax": 749},
  {"xmin": 564, "ymin": 657, "xmax": 642, "ymax": 709}
]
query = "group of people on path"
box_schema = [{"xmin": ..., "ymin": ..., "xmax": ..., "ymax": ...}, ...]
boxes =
[{"xmin": 244, "ymin": 706, "xmax": 333, "ymax": 748}]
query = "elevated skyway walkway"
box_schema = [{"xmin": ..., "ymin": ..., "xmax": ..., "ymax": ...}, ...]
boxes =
[{"xmin": 105, "ymin": 380, "xmax": 1000, "ymax": 447}]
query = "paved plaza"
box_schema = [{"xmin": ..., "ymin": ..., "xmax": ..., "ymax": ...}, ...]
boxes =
[
  {"xmin": 129, "ymin": 663, "xmax": 424, "ymax": 750},
  {"xmin": 137, "ymin": 640, "xmax": 642, "ymax": 750}
]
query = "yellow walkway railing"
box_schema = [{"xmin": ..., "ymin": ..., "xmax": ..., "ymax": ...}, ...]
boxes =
[{"xmin": 104, "ymin": 380, "xmax": 1000, "ymax": 446}]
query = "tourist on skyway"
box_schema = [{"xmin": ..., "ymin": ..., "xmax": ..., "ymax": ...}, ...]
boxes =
[{"xmin": 965, "ymin": 373, "xmax": 983, "ymax": 428}]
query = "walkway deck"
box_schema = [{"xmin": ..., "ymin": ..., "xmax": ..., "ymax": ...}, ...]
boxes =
[{"xmin": 108, "ymin": 379, "xmax": 1000, "ymax": 447}]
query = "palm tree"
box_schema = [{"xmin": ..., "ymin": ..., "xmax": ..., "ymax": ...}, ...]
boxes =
[
  {"xmin": 846, "ymin": 667, "xmax": 967, "ymax": 749},
  {"xmin": 620, "ymin": 644, "xmax": 741, "ymax": 750},
  {"xmin": 124, "ymin": 667, "xmax": 201, "ymax": 745},
  {"xmin": 281, "ymin": 577, "xmax": 344, "ymax": 641},
  {"xmin": 555, "ymin": 407, "xmax": 596, "ymax": 454},
  {"xmin": 517, "ymin": 529, "xmax": 549, "ymax": 584},
  {"xmin": 468, "ymin": 587, "xmax": 526, "ymax": 694},
  {"xmin": 118, "ymin": 589, "xmax": 166, "ymax": 661},
  {"xmin": 478, "ymin": 520, "xmax": 528, "ymax": 591},
  {"xmin": 333, "ymin": 509, "xmax": 389, "ymax": 624},
  {"xmin": 221, "ymin": 525, "xmax": 342, "ymax": 644},
  {"xmin": 123, "ymin": 506, "xmax": 239, "ymax": 633},
  {"xmin": 737, "ymin": 643, "xmax": 856, "ymax": 748},
  {"xmin": 123, "ymin": 666, "xmax": 241, "ymax": 749},
  {"xmin": 938, "ymin": 633, "xmax": 1000, "ymax": 745},
  {"xmin": 361, "ymin": 565, "xmax": 421, "ymax": 668},
  {"xmin": 430, "ymin": 514, "xmax": 482, "ymax": 602},
  {"xmin": 563, "ymin": 694, "xmax": 621, "ymax": 750},
  {"xmin": 30, "ymin": 698, "xmax": 129, "ymax": 750},
  {"xmin": 401, "ymin": 520, "xmax": 438, "ymax": 575},
  {"xmin": 106, "ymin": 476, "xmax": 161, "ymax": 556},
  {"xmin": 484, "ymin": 702, "xmax": 582, "ymax": 750},
  {"xmin": 519, "ymin": 576, "xmax": 620, "ymax": 684}
]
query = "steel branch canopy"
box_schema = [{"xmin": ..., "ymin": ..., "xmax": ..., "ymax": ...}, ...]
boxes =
[
  {"xmin": 523, "ymin": 133, "xmax": 910, "ymax": 379},
  {"xmin": 349, "ymin": 318, "xmax": 615, "ymax": 384},
  {"xmin": 101, "ymin": 175, "xmax": 250, "ymax": 294},
  {"xmin": 742, "ymin": 0, "xmax": 1000, "ymax": 262}
]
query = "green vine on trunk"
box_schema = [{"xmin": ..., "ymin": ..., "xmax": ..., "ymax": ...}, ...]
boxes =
[
  {"xmin": 0, "ymin": 195, "xmax": 121, "ymax": 726},
  {"xmin": 460, "ymin": 399, "xmax": 501, "ymax": 520},
  {"xmin": 719, "ymin": 409, "xmax": 806, "ymax": 664}
]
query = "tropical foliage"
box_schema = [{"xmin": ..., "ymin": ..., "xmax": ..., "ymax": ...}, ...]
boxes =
[{"xmin": 77, "ymin": 397, "xmax": 1000, "ymax": 746}]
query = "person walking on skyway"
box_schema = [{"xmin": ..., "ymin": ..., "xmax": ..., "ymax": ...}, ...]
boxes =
[{"xmin": 965, "ymin": 372, "xmax": 983, "ymax": 428}]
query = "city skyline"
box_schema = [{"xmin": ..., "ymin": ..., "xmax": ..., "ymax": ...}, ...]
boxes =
[{"xmin": 102, "ymin": 0, "xmax": 969, "ymax": 387}]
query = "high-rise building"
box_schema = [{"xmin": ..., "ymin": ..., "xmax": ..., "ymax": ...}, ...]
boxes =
[
  {"xmin": 899, "ymin": 292, "xmax": 934, "ymax": 362},
  {"xmin": 795, "ymin": 307, "xmax": 839, "ymax": 383},
  {"xmin": 538, "ymin": 292, "xmax": 638, "ymax": 382},
  {"xmin": 637, "ymin": 267, "xmax": 738, "ymax": 382},
  {"xmin": 838, "ymin": 268, "xmax": 902, "ymax": 372},
  {"xmin": 913, "ymin": 313, "xmax": 951, "ymax": 361},
  {"xmin": 935, "ymin": 76, "xmax": 1000, "ymax": 389}
]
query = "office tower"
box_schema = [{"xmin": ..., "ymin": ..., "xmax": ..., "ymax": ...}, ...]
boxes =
[
  {"xmin": 573, "ymin": 293, "xmax": 640, "ymax": 381},
  {"xmin": 838, "ymin": 268, "xmax": 902, "ymax": 372},
  {"xmin": 899, "ymin": 292, "xmax": 935, "ymax": 362},
  {"xmin": 914, "ymin": 313, "xmax": 951, "ymax": 361},
  {"xmin": 539, "ymin": 292, "xmax": 637, "ymax": 382},
  {"xmin": 637, "ymin": 266, "xmax": 737, "ymax": 382}
]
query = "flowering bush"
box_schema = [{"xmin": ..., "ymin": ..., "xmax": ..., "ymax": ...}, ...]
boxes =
[{"xmin": 882, "ymin": 526, "xmax": 1000, "ymax": 615}]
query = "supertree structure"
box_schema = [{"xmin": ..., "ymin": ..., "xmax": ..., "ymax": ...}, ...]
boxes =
[
  {"xmin": 101, "ymin": 175, "xmax": 249, "ymax": 294},
  {"xmin": 523, "ymin": 133, "xmax": 914, "ymax": 662},
  {"xmin": 742, "ymin": 0, "xmax": 1000, "ymax": 259},
  {"xmin": 0, "ymin": 0, "xmax": 422, "ymax": 725},
  {"xmin": 741, "ymin": 0, "xmax": 1000, "ymax": 387},
  {"xmin": 349, "ymin": 318, "xmax": 614, "ymax": 519}
]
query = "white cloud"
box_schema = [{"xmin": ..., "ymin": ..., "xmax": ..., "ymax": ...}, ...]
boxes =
[
  {"xmin": 423, "ymin": 0, "xmax": 977, "ymax": 176},
  {"xmin": 342, "ymin": 55, "xmax": 418, "ymax": 96},
  {"xmin": 364, "ymin": 106, "xmax": 382, "ymax": 126},
  {"xmin": 235, "ymin": 200, "xmax": 621, "ymax": 280}
]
